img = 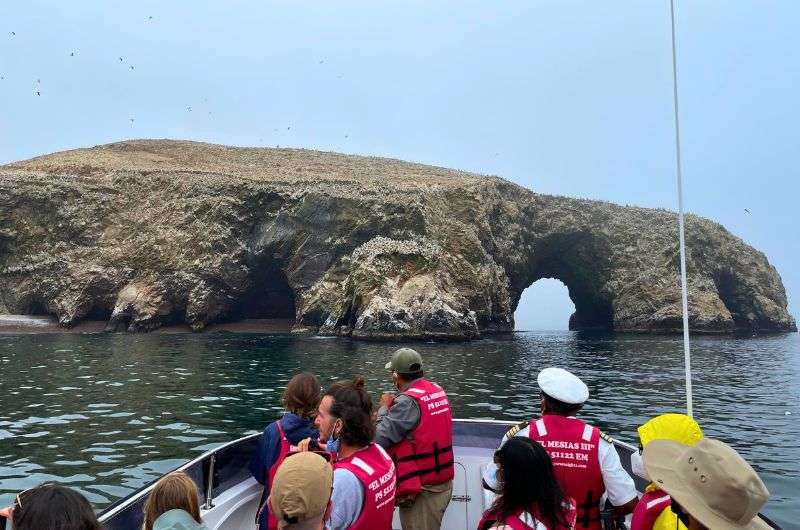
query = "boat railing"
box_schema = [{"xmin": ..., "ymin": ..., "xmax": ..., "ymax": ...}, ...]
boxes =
[
  {"xmin": 98, "ymin": 419, "xmax": 644, "ymax": 530},
  {"xmin": 98, "ymin": 432, "xmax": 260, "ymax": 529}
]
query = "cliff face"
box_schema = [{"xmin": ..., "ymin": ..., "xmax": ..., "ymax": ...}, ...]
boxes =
[{"xmin": 0, "ymin": 140, "xmax": 795, "ymax": 339}]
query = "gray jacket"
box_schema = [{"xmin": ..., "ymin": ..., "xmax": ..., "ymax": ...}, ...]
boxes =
[{"xmin": 375, "ymin": 379, "xmax": 422, "ymax": 448}]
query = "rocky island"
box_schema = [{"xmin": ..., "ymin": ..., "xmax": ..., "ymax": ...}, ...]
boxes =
[{"xmin": 0, "ymin": 140, "xmax": 795, "ymax": 340}]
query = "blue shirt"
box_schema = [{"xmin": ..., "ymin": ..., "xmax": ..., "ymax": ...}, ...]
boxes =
[{"xmin": 249, "ymin": 413, "xmax": 318, "ymax": 529}]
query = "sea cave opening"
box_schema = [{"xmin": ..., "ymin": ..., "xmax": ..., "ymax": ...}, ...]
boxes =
[
  {"xmin": 515, "ymin": 278, "xmax": 576, "ymax": 331},
  {"xmin": 231, "ymin": 259, "xmax": 297, "ymax": 320}
]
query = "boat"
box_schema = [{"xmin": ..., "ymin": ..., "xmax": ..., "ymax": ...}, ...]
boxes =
[{"xmin": 99, "ymin": 418, "xmax": 648, "ymax": 530}]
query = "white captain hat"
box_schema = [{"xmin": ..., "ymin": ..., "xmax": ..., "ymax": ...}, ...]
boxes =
[{"xmin": 537, "ymin": 367, "xmax": 589, "ymax": 405}]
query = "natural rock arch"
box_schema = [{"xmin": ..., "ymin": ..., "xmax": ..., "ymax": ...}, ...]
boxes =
[
  {"xmin": 0, "ymin": 140, "xmax": 795, "ymax": 339},
  {"xmin": 515, "ymin": 231, "xmax": 614, "ymax": 331},
  {"xmin": 514, "ymin": 279, "xmax": 575, "ymax": 330}
]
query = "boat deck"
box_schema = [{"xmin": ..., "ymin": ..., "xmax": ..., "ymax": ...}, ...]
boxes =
[{"xmin": 99, "ymin": 420, "xmax": 643, "ymax": 530}]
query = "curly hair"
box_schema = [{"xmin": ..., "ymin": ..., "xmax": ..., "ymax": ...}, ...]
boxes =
[{"xmin": 327, "ymin": 376, "xmax": 375, "ymax": 447}]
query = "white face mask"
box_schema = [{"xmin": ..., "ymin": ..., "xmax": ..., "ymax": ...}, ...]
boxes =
[{"xmin": 630, "ymin": 451, "xmax": 649, "ymax": 480}]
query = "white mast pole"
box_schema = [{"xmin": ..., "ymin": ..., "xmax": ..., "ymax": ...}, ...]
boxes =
[{"xmin": 669, "ymin": 0, "xmax": 693, "ymax": 417}]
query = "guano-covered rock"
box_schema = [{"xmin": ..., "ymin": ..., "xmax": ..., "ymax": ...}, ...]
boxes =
[{"xmin": 0, "ymin": 140, "xmax": 795, "ymax": 339}]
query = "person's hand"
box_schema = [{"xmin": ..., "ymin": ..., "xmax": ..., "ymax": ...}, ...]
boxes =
[
  {"xmin": 379, "ymin": 392, "xmax": 395, "ymax": 409},
  {"xmin": 297, "ymin": 438, "xmax": 313, "ymax": 452}
]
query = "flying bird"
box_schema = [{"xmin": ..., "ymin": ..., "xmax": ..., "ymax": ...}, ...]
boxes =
[
  {"xmin": 36, "ymin": 91, "xmax": 40, "ymax": 96},
  {"xmin": 119, "ymin": 57, "xmax": 123, "ymax": 62},
  {"xmin": 148, "ymin": 16, "xmax": 153, "ymax": 20},
  {"xmin": 10, "ymin": 32, "xmax": 15, "ymax": 37},
  {"xmin": 130, "ymin": 118, "xmax": 135, "ymax": 123},
  {"xmin": 744, "ymin": 208, "xmax": 750, "ymax": 214},
  {"xmin": 70, "ymin": 52, "xmax": 74, "ymax": 56},
  {"xmin": 129, "ymin": 65, "xmax": 134, "ymax": 70},
  {"xmin": 187, "ymin": 106, "xmax": 192, "ymax": 112}
]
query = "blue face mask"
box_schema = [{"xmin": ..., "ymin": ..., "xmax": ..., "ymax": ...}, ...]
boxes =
[
  {"xmin": 325, "ymin": 420, "xmax": 341, "ymax": 453},
  {"xmin": 325, "ymin": 436, "xmax": 340, "ymax": 453}
]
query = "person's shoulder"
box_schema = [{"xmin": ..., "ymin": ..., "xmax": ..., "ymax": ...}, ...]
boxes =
[
  {"xmin": 504, "ymin": 420, "xmax": 530, "ymax": 439},
  {"xmin": 333, "ymin": 466, "xmax": 358, "ymax": 481},
  {"xmin": 263, "ymin": 419, "xmax": 279, "ymax": 436},
  {"xmin": 332, "ymin": 467, "xmax": 363, "ymax": 494},
  {"xmin": 153, "ymin": 509, "xmax": 209, "ymax": 530},
  {"xmin": 598, "ymin": 429, "xmax": 615, "ymax": 445}
]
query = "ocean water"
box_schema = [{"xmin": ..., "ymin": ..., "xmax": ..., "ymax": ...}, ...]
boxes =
[{"xmin": 0, "ymin": 331, "xmax": 797, "ymax": 526}]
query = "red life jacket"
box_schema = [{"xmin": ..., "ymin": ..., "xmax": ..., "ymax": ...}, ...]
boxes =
[
  {"xmin": 387, "ymin": 378, "xmax": 455, "ymax": 497},
  {"xmin": 529, "ymin": 415, "xmax": 604, "ymax": 530},
  {"xmin": 478, "ymin": 503, "xmax": 577, "ymax": 530},
  {"xmin": 334, "ymin": 443, "xmax": 397, "ymax": 530},
  {"xmin": 256, "ymin": 419, "xmax": 291, "ymax": 530},
  {"xmin": 630, "ymin": 490, "xmax": 671, "ymax": 530}
]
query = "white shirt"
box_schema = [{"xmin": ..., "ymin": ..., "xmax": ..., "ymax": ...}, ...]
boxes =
[{"xmin": 490, "ymin": 418, "xmax": 637, "ymax": 507}]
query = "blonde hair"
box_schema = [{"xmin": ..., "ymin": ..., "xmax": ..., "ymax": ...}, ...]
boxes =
[{"xmin": 142, "ymin": 471, "xmax": 202, "ymax": 530}]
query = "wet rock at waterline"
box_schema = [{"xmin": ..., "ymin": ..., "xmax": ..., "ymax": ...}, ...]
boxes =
[{"xmin": 0, "ymin": 140, "xmax": 795, "ymax": 339}]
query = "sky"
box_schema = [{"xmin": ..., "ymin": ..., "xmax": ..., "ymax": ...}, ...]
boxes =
[{"xmin": 1, "ymin": 1, "xmax": 798, "ymax": 331}]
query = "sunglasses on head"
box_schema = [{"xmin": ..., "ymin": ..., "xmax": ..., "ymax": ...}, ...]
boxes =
[
  {"xmin": 13, "ymin": 482, "xmax": 58, "ymax": 509},
  {"xmin": 14, "ymin": 487, "xmax": 33, "ymax": 509}
]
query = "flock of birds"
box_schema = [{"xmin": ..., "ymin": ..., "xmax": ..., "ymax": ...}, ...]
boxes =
[
  {"xmin": 0, "ymin": 16, "xmax": 761, "ymax": 217},
  {"xmin": 4, "ymin": 18, "xmax": 353, "ymax": 146}
]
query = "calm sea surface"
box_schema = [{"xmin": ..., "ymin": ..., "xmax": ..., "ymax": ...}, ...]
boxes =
[{"xmin": 0, "ymin": 331, "xmax": 797, "ymax": 527}]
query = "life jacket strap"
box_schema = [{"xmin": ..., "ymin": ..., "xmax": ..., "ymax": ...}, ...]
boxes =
[
  {"xmin": 396, "ymin": 459, "xmax": 455, "ymax": 484},
  {"xmin": 393, "ymin": 444, "xmax": 453, "ymax": 463}
]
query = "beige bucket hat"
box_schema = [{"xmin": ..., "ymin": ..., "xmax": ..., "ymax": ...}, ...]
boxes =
[
  {"xmin": 269, "ymin": 452, "xmax": 333, "ymax": 529},
  {"xmin": 643, "ymin": 437, "xmax": 771, "ymax": 530}
]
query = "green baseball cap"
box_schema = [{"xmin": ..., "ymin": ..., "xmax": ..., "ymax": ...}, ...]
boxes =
[{"xmin": 385, "ymin": 348, "xmax": 424, "ymax": 373}]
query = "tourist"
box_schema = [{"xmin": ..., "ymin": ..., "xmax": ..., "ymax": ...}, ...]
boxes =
[
  {"xmin": 642, "ymin": 437, "xmax": 771, "ymax": 529},
  {"xmin": 143, "ymin": 471, "xmax": 208, "ymax": 530},
  {"xmin": 630, "ymin": 413, "xmax": 703, "ymax": 530},
  {"xmin": 375, "ymin": 347, "xmax": 454, "ymax": 530},
  {"xmin": 299, "ymin": 377, "xmax": 396, "ymax": 530},
  {"xmin": 5, "ymin": 482, "xmax": 101, "ymax": 530},
  {"xmin": 250, "ymin": 372, "xmax": 321, "ymax": 529},
  {"xmin": 486, "ymin": 367, "xmax": 637, "ymax": 530},
  {"xmin": 479, "ymin": 437, "xmax": 576, "ymax": 530},
  {"xmin": 269, "ymin": 451, "xmax": 333, "ymax": 530}
]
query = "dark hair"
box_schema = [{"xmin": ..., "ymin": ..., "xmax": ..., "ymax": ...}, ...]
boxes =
[
  {"xmin": 12, "ymin": 482, "xmax": 101, "ymax": 530},
  {"xmin": 283, "ymin": 372, "xmax": 320, "ymax": 419},
  {"xmin": 327, "ymin": 376, "xmax": 375, "ymax": 447},
  {"xmin": 397, "ymin": 369, "xmax": 424, "ymax": 381},
  {"xmin": 542, "ymin": 392, "xmax": 582, "ymax": 415},
  {"xmin": 489, "ymin": 438, "xmax": 571, "ymax": 530}
]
